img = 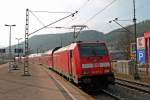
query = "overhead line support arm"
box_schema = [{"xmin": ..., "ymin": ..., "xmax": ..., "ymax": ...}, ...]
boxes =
[{"xmin": 29, "ymin": 11, "xmax": 78, "ymax": 36}]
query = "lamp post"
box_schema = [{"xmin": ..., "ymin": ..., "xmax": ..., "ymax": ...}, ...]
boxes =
[
  {"xmin": 108, "ymin": 0, "xmax": 139, "ymax": 79},
  {"xmin": 5, "ymin": 24, "xmax": 16, "ymax": 72},
  {"xmin": 133, "ymin": 0, "xmax": 139, "ymax": 79}
]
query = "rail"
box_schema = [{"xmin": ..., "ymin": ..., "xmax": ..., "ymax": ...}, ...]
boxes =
[
  {"xmin": 101, "ymin": 89, "xmax": 122, "ymax": 100},
  {"xmin": 115, "ymin": 78, "xmax": 150, "ymax": 94}
]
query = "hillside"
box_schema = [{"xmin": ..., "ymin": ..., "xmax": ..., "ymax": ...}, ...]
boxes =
[
  {"xmin": 8, "ymin": 20, "xmax": 150, "ymax": 55},
  {"xmin": 15, "ymin": 30, "xmax": 105, "ymax": 53},
  {"xmin": 105, "ymin": 20, "xmax": 150, "ymax": 49}
]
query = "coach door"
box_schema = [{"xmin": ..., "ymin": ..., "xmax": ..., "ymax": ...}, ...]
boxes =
[{"xmin": 69, "ymin": 50, "xmax": 73, "ymax": 76}]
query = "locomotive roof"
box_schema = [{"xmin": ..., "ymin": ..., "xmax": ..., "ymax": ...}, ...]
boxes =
[
  {"xmin": 46, "ymin": 50, "xmax": 53, "ymax": 54},
  {"xmin": 41, "ymin": 50, "xmax": 52, "ymax": 56},
  {"xmin": 54, "ymin": 43, "xmax": 77, "ymax": 53},
  {"xmin": 28, "ymin": 53, "xmax": 42, "ymax": 57},
  {"xmin": 28, "ymin": 41, "xmax": 106, "ymax": 56},
  {"xmin": 54, "ymin": 41, "xmax": 105, "ymax": 53}
]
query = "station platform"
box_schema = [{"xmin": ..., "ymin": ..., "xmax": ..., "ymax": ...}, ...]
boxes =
[{"xmin": 0, "ymin": 63, "xmax": 93, "ymax": 100}]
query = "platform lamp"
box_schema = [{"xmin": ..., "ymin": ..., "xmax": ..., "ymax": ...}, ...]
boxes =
[{"xmin": 4, "ymin": 24, "xmax": 16, "ymax": 72}]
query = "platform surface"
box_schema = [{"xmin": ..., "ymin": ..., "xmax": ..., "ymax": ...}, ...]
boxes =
[{"xmin": 0, "ymin": 63, "xmax": 91, "ymax": 100}]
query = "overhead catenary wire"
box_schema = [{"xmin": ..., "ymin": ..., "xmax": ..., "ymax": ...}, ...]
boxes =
[
  {"xmin": 84, "ymin": 0, "xmax": 117, "ymax": 24},
  {"xmin": 29, "ymin": 11, "xmax": 78, "ymax": 36},
  {"xmin": 63, "ymin": 0, "xmax": 90, "ymax": 27},
  {"xmin": 31, "ymin": 11, "xmax": 72, "ymax": 13},
  {"xmin": 75, "ymin": 26, "xmax": 87, "ymax": 39},
  {"xmin": 115, "ymin": 0, "xmax": 150, "ymax": 23},
  {"xmin": 29, "ymin": 10, "xmax": 45, "ymax": 27},
  {"xmin": 46, "ymin": 26, "xmax": 72, "ymax": 29},
  {"xmin": 29, "ymin": 10, "xmax": 75, "ymax": 29}
]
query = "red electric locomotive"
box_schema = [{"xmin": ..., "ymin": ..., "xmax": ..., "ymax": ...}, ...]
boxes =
[{"xmin": 49, "ymin": 41, "xmax": 114, "ymax": 87}]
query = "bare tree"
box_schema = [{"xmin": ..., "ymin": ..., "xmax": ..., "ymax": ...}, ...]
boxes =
[{"xmin": 115, "ymin": 32, "xmax": 130, "ymax": 60}]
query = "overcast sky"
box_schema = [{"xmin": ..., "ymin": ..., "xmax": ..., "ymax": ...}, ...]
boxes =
[{"xmin": 0, "ymin": 0, "xmax": 150, "ymax": 47}]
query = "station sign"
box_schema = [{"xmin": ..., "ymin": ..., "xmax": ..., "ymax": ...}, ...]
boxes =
[
  {"xmin": 137, "ymin": 49, "xmax": 145, "ymax": 64},
  {"xmin": 137, "ymin": 37, "xmax": 145, "ymax": 49}
]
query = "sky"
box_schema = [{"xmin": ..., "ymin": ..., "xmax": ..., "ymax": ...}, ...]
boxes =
[{"xmin": 0, "ymin": 0, "xmax": 150, "ymax": 47}]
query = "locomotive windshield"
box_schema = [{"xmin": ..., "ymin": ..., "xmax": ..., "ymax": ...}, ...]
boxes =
[{"xmin": 79, "ymin": 43, "xmax": 108, "ymax": 57}]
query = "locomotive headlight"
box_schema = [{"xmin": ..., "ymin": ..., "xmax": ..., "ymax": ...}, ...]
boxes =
[{"xmin": 100, "ymin": 62, "xmax": 110, "ymax": 67}]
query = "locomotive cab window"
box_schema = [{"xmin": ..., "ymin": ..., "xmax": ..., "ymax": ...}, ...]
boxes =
[{"xmin": 79, "ymin": 43, "xmax": 108, "ymax": 57}]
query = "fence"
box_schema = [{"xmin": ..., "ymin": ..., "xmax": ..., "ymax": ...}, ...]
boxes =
[{"xmin": 112, "ymin": 60, "xmax": 150, "ymax": 78}]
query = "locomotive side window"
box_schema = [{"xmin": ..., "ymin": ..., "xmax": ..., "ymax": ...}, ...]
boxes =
[{"xmin": 79, "ymin": 43, "xmax": 108, "ymax": 57}]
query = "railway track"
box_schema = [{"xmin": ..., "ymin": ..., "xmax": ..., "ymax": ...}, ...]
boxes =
[
  {"xmin": 101, "ymin": 89, "xmax": 122, "ymax": 100},
  {"xmin": 115, "ymin": 78, "xmax": 150, "ymax": 94},
  {"xmin": 90, "ymin": 77, "xmax": 150, "ymax": 100}
]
